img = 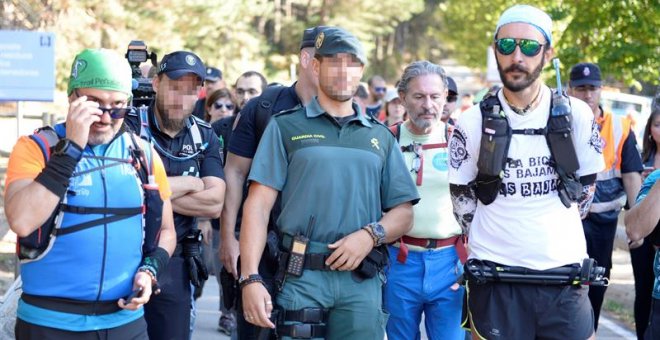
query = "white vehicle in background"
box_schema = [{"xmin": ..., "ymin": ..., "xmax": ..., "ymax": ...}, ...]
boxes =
[{"xmin": 600, "ymin": 90, "xmax": 653, "ymax": 147}]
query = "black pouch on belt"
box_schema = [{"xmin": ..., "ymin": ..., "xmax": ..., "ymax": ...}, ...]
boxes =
[{"xmin": 352, "ymin": 246, "xmax": 388, "ymax": 282}]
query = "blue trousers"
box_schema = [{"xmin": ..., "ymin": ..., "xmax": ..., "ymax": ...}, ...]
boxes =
[{"xmin": 384, "ymin": 245, "xmax": 465, "ymax": 340}]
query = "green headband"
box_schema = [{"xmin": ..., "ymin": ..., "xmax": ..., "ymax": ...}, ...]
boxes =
[{"xmin": 67, "ymin": 48, "xmax": 133, "ymax": 96}]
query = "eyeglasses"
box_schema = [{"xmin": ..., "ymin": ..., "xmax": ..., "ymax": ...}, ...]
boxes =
[
  {"xmin": 447, "ymin": 95, "xmax": 457, "ymax": 103},
  {"xmin": 495, "ymin": 38, "xmax": 544, "ymax": 57},
  {"xmin": 74, "ymin": 89, "xmax": 133, "ymax": 119},
  {"xmin": 213, "ymin": 102, "xmax": 235, "ymax": 111},
  {"xmin": 374, "ymin": 87, "xmax": 387, "ymax": 93}
]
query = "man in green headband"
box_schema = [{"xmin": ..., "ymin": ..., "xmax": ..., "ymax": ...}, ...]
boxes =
[{"xmin": 4, "ymin": 48, "xmax": 176, "ymax": 339}]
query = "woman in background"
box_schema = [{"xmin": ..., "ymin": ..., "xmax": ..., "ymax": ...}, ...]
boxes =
[{"xmin": 630, "ymin": 106, "xmax": 660, "ymax": 339}]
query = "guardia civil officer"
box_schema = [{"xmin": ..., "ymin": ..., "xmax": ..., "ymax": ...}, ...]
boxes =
[
  {"xmin": 5, "ymin": 48, "xmax": 176, "ymax": 339},
  {"xmin": 217, "ymin": 26, "xmax": 323, "ymax": 339},
  {"xmin": 448, "ymin": 5, "xmax": 605, "ymax": 339},
  {"xmin": 125, "ymin": 51, "xmax": 225, "ymax": 340},
  {"xmin": 239, "ymin": 27, "xmax": 419, "ymax": 339}
]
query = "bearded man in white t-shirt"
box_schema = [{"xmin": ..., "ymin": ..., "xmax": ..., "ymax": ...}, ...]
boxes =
[{"xmin": 448, "ymin": 5, "xmax": 604, "ymax": 340}]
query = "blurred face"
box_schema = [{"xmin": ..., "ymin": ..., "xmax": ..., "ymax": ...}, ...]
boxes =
[
  {"xmin": 386, "ymin": 99, "xmax": 405, "ymax": 122},
  {"xmin": 400, "ymin": 74, "xmax": 446, "ymax": 131},
  {"xmin": 569, "ymin": 85, "xmax": 602, "ymax": 115},
  {"xmin": 71, "ymin": 88, "xmax": 130, "ymax": 145},
  {"xmin": 235, "ymin": 75, "xmax": 263, "ymax": 109},
  {"xmin": 153, "ymin": 74, "xmax": 202, "ymax": 131},
  {"xmin": 314, "ymin": 53, "xmax": 364, "ymax": 102},
  {"xmin": 494, "ymin": 23, "xmax": 553, "ymax": 92},
  {"xmin": 208, "ymin": 97, "xmax": 235, "ymax": 123},
  {"xmin": 370, "ymin": 78, "xmax": 387, "ymax": 100}
]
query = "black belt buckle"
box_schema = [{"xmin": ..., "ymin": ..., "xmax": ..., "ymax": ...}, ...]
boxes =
[
  {"xmin": 426, "ymin": 239, "xmax": 437, "ymax": 248},
  {"xmin": 290, "ymin": 324, "xmax": 313, "ymax": 338},
  {"xmin": 299, "ymin": 307, "xmax": 325, "ymax": 323}
]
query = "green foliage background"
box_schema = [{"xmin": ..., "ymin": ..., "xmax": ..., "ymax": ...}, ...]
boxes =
[{"xmin": 2, "ymin": 0, "xmax": 658, "ymax": 95}]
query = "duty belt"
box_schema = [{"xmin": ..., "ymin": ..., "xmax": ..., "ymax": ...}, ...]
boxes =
[{"xmin": 396, "ymin": 234, "xmax": 467, "ymax": 264}]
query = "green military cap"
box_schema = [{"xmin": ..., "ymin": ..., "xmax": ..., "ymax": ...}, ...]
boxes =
[{"xmin": 314, "ymin": 27, "xmax": 367, "ymax": 65}]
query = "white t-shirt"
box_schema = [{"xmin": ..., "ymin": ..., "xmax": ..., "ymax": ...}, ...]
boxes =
[{"xmin": 448, "ymin": 86, "xmax": 605, "ymax": 270}]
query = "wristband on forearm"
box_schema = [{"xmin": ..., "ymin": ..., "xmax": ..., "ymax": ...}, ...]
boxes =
[
  {"xmin": 34, "ymin": 154, "xmax": 79, "ymax": 198},
  {"xmin": 139, "ymin": 247, "xmax": 170, "ymax": 281}
]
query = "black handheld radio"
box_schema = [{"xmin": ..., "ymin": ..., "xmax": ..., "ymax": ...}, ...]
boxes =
[{"xmin": 286, "ymin": 216, "xmax": 315, "ymax": 277}]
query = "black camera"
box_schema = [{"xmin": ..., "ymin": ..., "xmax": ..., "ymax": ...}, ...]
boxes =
[{"xmin": 125, "ymin": 40, "xmax": 157, "ymax": 108}]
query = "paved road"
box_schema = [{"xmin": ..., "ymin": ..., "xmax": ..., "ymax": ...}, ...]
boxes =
[{"xmin": 192, "ymin": 277, "xmax": 636, "ymax": 340}]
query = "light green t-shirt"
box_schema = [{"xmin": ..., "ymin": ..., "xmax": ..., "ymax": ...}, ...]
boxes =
[{"xmin": 398, "ymin": 122, "xmax": 462, "ymax": 242}]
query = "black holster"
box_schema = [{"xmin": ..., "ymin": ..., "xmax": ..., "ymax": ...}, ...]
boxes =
[{"xmin": 352, "ymin": 245, "xmax": 389, "ymax": 282}]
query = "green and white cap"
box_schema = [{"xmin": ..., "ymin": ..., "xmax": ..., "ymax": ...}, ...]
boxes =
[{"xmin": 67, "ymin": 48, "xmax": 132, "ymax": 96}]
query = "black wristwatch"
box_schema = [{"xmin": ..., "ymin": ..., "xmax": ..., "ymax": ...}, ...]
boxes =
[
  {"xmin": 367, "ymin": 222, "xmax": 386, "ymax": 247},
  {"xmin": 52, "ymin": 138, "xmax": 83, "ymax": 161}
]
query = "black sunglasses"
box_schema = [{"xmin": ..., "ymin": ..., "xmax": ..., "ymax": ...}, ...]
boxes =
[
  {"xmin": 97, "ymin": 107, "xmax": 135, "ymax": 119},
  {"xmin": 495, "ymin": 38, "xmax": 544, "ymax": 57},
  {"xmin": 213, "ymin": 102, "xmax": 235, "ymax": 111},
  {"xmin": 74, "ymin": 89, "xmax": 134, "ymax": 119},
  {"xmin": 374, "ymin": 87, "xmax": 387, "ymax": 93},
  {"xmin": 447, "ymin": 95, "xmax": 458, "ymax": 103}
]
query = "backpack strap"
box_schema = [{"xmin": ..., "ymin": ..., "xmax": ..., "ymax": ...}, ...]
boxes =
[
  {"xmin": 388, "ymin": 122, "xmax": 402, "ymax": 141},
  {"xmin": 255, "ymin": 86, "xmax": 288, "ymax": 141},
  {"xmin": 29, "ymin": 127, "xmax": 61, "ymax": 162}
]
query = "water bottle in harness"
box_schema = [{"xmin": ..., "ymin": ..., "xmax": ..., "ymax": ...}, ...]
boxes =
[{"xmin": 474, "ymin": 59, "xmax": 582, "ymax": 207}]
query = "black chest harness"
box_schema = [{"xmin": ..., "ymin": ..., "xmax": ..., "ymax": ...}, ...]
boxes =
[{"xmin": 474, "ymin": 90, "xmax": 582, "ymax": 207}]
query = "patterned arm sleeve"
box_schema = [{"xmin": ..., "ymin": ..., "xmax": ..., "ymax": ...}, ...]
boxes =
[{"xmin": 450, "ymin": 184, "xmax": 477, "ymax": 235}]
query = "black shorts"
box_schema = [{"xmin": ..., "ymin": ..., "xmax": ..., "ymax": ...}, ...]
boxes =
[
  {"xmin": 464, "ymin": 281, "xmax": 594, "ymax": 340},
  {"xmin": 15, "ymin": 316, "xmax": 147, "ymax": 340}
]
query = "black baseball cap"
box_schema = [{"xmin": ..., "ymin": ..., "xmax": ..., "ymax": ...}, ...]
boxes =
[
  {"xmin": 158, "ymin": 51, "xmax": 206, "ymax": 81},
  {"xmin": 569, "ymin": 63, "xmax": 602, "ymax": 87},
  {"xmin": 447, "ymin": 76, "xmax": 458, "ymax": 95},
  {"xmin": 300, "ymin": 26, "xmax": 327, "ymax": 50},
  {"xmin": 205, "ymin": 67, "xmax": 222, "ymax": 82}
]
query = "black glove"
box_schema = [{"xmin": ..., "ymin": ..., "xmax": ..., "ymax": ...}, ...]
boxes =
[{"xmin": 182, "ymin": 229, "xmax": 209, "ymax": 288}]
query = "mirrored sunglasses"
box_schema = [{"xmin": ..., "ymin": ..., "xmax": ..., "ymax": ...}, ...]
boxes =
[{"xmin": 495, "ymin": 38, "xmax": 544, "ymax": 57}]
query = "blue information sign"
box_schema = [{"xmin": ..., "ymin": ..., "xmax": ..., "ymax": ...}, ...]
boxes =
[{"xmin": 0, "ymin": 30, "xmax": 55, "ymax": 102}]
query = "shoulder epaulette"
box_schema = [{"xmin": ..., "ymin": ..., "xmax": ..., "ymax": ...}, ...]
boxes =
[
  {"xmin": 272, "ymin": 106, "xmax": 301, "ymax": 118},
  {"xmin": 190, "ymin": 115, "xmax": 212, "ymax": 128}
]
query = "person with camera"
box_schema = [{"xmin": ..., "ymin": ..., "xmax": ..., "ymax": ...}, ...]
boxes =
[
  {"xmin": 239, "ymin": 26, "xmax": 418, "ymax": 339},
  {"xmin": 448, "ymin": 5, "xmax": 604, "ymax": 339},
  {"xmin": 5, "ymin": 48, "xmax": 176, "ymax": 339},
  {"xmin": 124, "ymin": 50, "xmax": 225, "ymax": 340}
]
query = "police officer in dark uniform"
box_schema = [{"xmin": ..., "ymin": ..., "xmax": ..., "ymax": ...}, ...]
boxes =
[{"xmin": 125, "ymin": 51, "xmax": 225, "ymax": 340}]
